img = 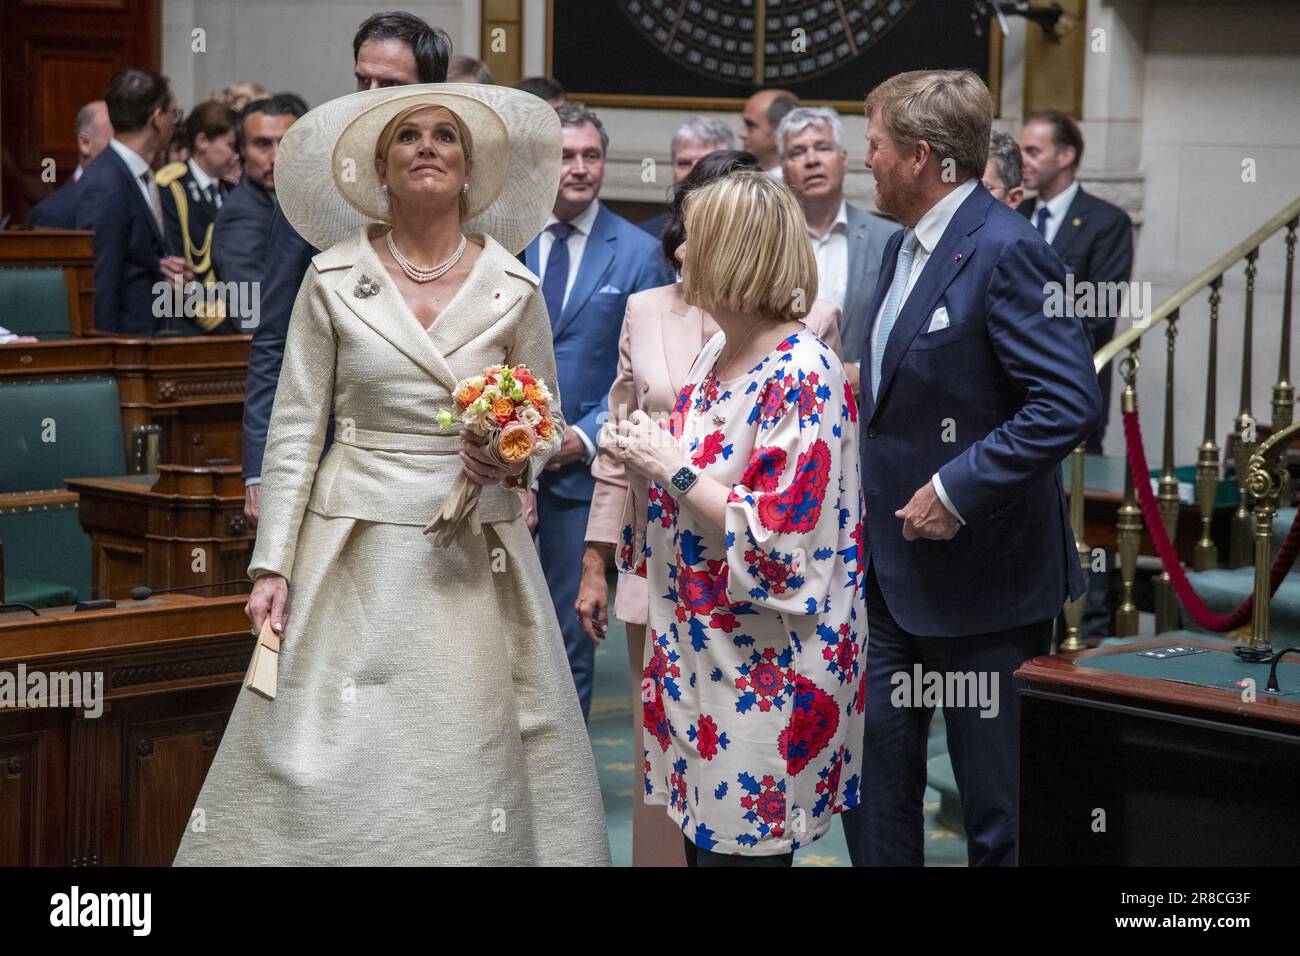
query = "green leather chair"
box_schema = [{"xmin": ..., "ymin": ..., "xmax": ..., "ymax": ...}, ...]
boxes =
[
  {"xmin": 0, "ymin": 267, "xmax": 72, "ymax": 339},
  {"xmin": 0, "ymin": 376, "xmax": 125, "ymax": 607}
]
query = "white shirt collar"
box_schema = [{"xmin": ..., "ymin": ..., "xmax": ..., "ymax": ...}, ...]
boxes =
[
  {"xmin": 913, "ymin": 178, "xmax": 978, "ymax": 254},
  {"xmin": 108, "ymin": 138, "xmax": 152, "ymax": 182},
  {"xmin": 807, "ymin": 200, "xmax": 848, "ymax": 240},
  {"xmin": 188, "ymin": 158, "xmax": 216, "ymax": 192},
  {"xmin": 1042, "ymin": 179, "xmax": 1079, "ymax": 225},
  {"xmin": 546, "ymin": 198, "xmax": 601, "ymax": 235}
]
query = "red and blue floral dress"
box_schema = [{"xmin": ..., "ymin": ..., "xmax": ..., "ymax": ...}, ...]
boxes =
[{"xmin": 623, "ymin": 330, "xmax": 866, "ymax": 856}]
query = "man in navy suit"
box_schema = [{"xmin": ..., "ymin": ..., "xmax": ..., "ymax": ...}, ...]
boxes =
[
  {"xmin": 28, "ymin": 101, "xmax": 113, "ymax": 229},
  {"xmin": 839, "ymin": 70, "xmax": 1101, "ymax": 866},
  {"xmin": 242, "ymin": 12, "xmax": 452, "ymax": 526},
  {"xmin": 212, "ymin": 94, "xmax": 306, "ymax": 291},
  {"xmin": 1019, "ymin": 110, "xmax": 1133, "ymax": 454},
  {"xmin": 524, "ymin": 103, "xmax": 674, "ymax": 719},
  {"xmin": 74, "ymin": 70, "xmax": 196, "ymax": 335}
]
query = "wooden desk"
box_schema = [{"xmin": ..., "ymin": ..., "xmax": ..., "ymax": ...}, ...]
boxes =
[
  {"xmin": 0, "ymin": 593, "xmax": 251, "ymax": 866},
  {"xmin": 0, "ymin": 335, "xmax": 250, "ymax": 467},
  {"xmin": 65, "ymin": 467, "xmax": 252, "ymax": 600},
  {"xmin": 1017, "ymin": 637, "xmax": 1300, "ymax": 865}
]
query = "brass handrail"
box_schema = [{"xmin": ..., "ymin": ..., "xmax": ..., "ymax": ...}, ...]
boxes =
[{"xmin": 1092, "ymin": 195, "xmax": 1300, "ymax": 374}]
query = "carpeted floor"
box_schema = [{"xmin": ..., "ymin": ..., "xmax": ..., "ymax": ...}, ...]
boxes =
[{"xmin": 587, "ymin": 611, "xmax": 968, "ymax": 867}]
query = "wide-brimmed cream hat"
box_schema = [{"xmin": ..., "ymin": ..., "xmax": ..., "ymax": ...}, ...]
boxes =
[{"xmin": 274, "ymin": 83, "xmax": 561, "ymax": 254}]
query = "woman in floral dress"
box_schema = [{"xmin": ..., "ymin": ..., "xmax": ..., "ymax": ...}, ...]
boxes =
[{"xmin": 605, "ymin": 171, "xmax": 865, "ymax": 865}]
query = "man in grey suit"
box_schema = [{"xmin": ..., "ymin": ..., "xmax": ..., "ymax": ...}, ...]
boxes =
[{"xmin": 779, "ymin": 106, "xmax": 899, "ymax": 392}]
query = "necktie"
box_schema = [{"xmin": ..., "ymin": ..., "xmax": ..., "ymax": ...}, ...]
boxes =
[
  {"xmin": 542, "ymin": 222, "xmax": 575, "ymax": 326},
  {"xmin": 1036, "ymin": 205, "xmax": 1050, "ymax": 237},
  {"xmin": 140, "ymin": 171, "xmax": 164, "ymax": 233},
  {"xmin": 871, "ymin": 229, "xmax": 920, "ymax": 402}
]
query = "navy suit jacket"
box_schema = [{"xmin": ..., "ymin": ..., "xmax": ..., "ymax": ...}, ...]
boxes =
[
  {"xmin": 859, "ymin": 183, "xmax": 1101, "ymax": 636},
  {"xmin": 524, "ymin": 204, "xmax": 674, "ymax": 500},
  {"xmin": 212, "ymin": 177, "xmax": 276, "ymax": 292},
  {"xmin": 1020, "ymin": 186, "xmax": 1134, "ymax": 344},
  {"xmin": 74, "ymin": 146, "xmax": 174, "ymax": 335},
  {"xmin": 242, "ymin": 202, "xmax": 318, "ymax": 481},
  {"xmin": 28, "ymin": 175, "xmax": 82, "ymax": 229}
]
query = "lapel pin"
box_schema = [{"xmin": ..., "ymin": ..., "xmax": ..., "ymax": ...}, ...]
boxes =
[
  {"xmin": 1073, "ymin": 217, "xmax": 1082, "ymax": 227},
  {"xmin": 954, "ymin": 252, "xmax": 962, "ymax": 261},
  {"xmin": 354, "ymin": 274, "xmax": 380, "ymax": 298},
  {"xmin": 492, "ymin": 289, "xmax": 502, "ymax": 300}
]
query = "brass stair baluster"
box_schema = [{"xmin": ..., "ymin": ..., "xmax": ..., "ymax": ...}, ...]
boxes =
[
  {"xmin": 1230, "ymin": 249, "xmax": 1260, "ymax": 568},
  {"xmin": 1115, "ymin": 349, "xmax": 1142, "ymax": 637},
  {"xmin": 1060, "ymin": 443, "xmax": 1089, "ymax": 651},
  {"xmin": 1272, "ymin": 219, "xmax": 1298, "ymax": 506},
  {"xmin": 1155, "ymin": 310, "xmax": 1181, "ymax": 632},
  {"xmin": 1194, "ymin": 279, "xmax": 1222, "ymax": 570}
]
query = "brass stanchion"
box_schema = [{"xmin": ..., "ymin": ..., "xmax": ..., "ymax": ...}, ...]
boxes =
[{"xmin": 1115, "ymin": 351, "xmax": 1142, "ymax": 637}]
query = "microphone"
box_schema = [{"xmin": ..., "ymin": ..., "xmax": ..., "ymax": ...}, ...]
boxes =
[{"xmin": 129, "ymin": 579, "xmax": 251, "ymax": 601}]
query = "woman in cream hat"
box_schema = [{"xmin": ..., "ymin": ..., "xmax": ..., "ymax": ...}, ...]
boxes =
[{"xmin": 173, "ymin": 84, "xmax": 610, "ymax": 866}]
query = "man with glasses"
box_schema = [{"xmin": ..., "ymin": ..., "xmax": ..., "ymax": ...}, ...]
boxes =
[{"xmin": 75, "ymin": 69, "xmax": 197, "ymax": 334}]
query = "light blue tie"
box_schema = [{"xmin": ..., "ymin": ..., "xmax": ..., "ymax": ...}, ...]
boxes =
[{"xmin": 871, "ymin": 229, "xmax": 920, "ymax": 401}]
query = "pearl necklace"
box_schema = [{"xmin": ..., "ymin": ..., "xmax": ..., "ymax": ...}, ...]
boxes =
[{"xmin": 386, "ymin": 231, "xmax": 467, "ymax": 284}]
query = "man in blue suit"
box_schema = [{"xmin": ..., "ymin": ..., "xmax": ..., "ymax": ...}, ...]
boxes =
[
  {"xmin": 524, "ymin": 103, "xmax": 674, "ymax": 719},
  {"xmin": 28, "ymin": 101, "xmax": 113, "ymax": 229},
  {"xmin": 74, "ymin": 70, "xmax": 196, "ymax": 335},
  {"xmin": 840, "ymin": 70, "xmax": 1101, "ymax": 866},
  {"xmin": 241, "ymin": 12, "xmax": 452, "ymax": 526}
]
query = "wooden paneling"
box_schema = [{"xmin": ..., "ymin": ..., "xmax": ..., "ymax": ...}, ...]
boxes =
[
  {"xmin": 0, "ymin": 594, "xmax": 251, "ymax": 866},
  {"xmin": 0, "ymin": 0, "xmax": 161, "ymax": 222}
]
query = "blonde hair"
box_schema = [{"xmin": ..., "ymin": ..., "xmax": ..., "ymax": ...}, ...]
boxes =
[
  {"xmin": 374, "ymin": 104, "xmax": 474, "ymax": 219},
  {"xmin": 864, "ymin": 70, "xmax": 993, "ymax": 181},
  {"xmin": 681, "ymin": 172, "xmax": 817, "ymax": 323}
]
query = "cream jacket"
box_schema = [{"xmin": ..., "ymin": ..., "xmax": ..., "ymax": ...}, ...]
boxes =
[{"xmin": 248, "ymin": 225, "xmax": 562, "ymax": 582}]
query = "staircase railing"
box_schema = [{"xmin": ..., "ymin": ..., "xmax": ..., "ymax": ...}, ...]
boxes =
[{"xmin": 1061, "ymin": 195, "xmax": 1300, "ymax": 651}]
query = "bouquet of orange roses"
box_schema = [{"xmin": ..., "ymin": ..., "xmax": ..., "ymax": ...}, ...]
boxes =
[{"xmin": 424, "ymin": 363, "xmax": 561, "ymax": 548}]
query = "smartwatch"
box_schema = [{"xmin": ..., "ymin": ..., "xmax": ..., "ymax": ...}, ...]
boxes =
[{"xmin": 670, "ymin": 465, "xmax": 700, "ymax": 495}]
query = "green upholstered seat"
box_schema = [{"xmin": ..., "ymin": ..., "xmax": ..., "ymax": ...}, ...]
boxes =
[
  {"xmin": 0, "ymin": 376, "xmax": 125, "ymax": 493},
  {"xmin": 0, "ymin": 267, "xmax": 72, "ymax": 339},
  {"xmin": 1183, "ymin": 567, "xmax": 1300, "ymax": 643},
  {"xmin": 3, "ymin": 576, "xmax": 80, "ymax": 610},
  {"xmin": 0, "ymin": 376, "xmax": 124, "ymax": 605},
  {"xmin": 0, "ymin": 506, "xmax": 91, "ymax": 607}
]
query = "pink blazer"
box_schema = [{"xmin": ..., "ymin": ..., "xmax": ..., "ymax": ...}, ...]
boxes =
[{"xmin": 585, "ymin": 282, "xmax": 843, "ymax": 625}]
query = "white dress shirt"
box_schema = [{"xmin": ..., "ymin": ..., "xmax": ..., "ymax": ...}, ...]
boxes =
[
  {"xmin": 868, "ymin": 177, "xmax": 979, "ymax": 524},
  {"xmin": 1035, "ymin": 179, "xmax": 1078, "ymax": 246},
  {"xmin": 537, "ymin": 198, "xmax": 603, "ymax": 464},
  {"xmin": 187, "ymin": 158, "xmax": 223, "ymax": 209},
  {"xmin": 108, "ymin": 138, "xmax": 164, "ymax": 232},
  {"xmin": 808, "ymin": 200, "xmax": 849, "ymax": 313}
]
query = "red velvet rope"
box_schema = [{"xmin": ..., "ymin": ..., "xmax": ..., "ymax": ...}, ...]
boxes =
[{"xmin": 1120, "ymin": 408, "xmax": 1300, "ymax": 631}]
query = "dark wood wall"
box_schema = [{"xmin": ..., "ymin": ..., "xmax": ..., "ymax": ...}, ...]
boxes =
[{"xmin": 0, "ymin": 0, "xmax": 161, "ymax": 224}]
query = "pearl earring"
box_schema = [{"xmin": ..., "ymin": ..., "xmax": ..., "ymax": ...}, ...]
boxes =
[{"xmin": 462, "ymin": 183, "xmax": 470, "ymax": 194}]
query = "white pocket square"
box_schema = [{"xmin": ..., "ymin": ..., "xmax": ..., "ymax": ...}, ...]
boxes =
[
  {"xmin": 925, "ymin": 307, "xmax": 950, "ymax": 333},
  {"xmin": 598, "ymin": 284, "xmax": 622, "ymax": 294}
]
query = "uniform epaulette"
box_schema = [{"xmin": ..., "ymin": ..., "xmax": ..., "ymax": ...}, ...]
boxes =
[{"xmin": 155, "ymin": 162, "xmax": 188, "ymax": 187}]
